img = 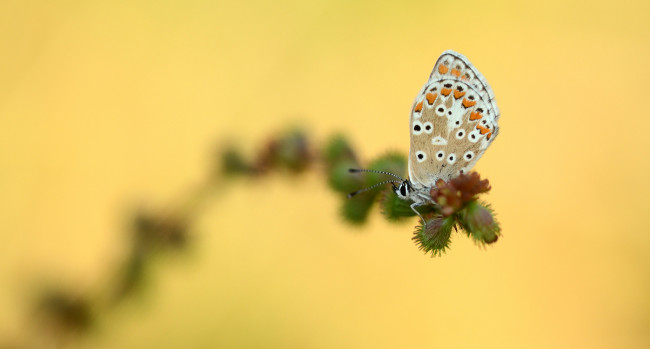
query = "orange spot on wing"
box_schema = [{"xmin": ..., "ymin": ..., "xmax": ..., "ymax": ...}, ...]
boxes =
[
  {"xmin": 451, "ymin": 68, "xmax": 461, "ymax": 77},
  {"xmin": 441, "ymin": 88, "xmax": 452, "ymax": 96},
  {"xmin": 487, "ymin": 132, "xmax": 492, "ymax": 140},
  {"xmin": 453, "ymin": 90, "xmax": 466, "ymax": 99},
  {"xmin": 461, "ymin": 75, "xmax": 469, "ymax": 81},
  {"xmin": 438, "ymin": 65, "xmax": 449, "ymax": 74},
  {"xmin": 426, "ymin": 93, "xmax": 438, "ymax": 105},
  {"xmin": 470, "ymin": 111, "xmax": 483, "ymax": 120},
  {"xmin": 476, "ymin": 125, "xmax": 490, "ymax": 134},
  {"xmin": 462, "ymin": 98, "xmax": 477, "ymax": 108},
  {"xmin": 414, "ymin": 101, "xmax": 423, "ymax": 112}
]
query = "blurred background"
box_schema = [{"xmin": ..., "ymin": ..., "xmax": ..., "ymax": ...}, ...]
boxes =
[{"xmin": 1, "ymin": 0, "xmax": 649, "ymax": 348}]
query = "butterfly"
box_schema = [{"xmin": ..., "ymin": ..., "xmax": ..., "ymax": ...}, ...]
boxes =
[{"xmin": 349, "ymin": 50, "xmax": 500, "ymax": 224}]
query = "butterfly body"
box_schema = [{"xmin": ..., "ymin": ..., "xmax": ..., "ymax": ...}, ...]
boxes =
[
  {"xmin": 408, "ymin": 50, "xmax": 499, "ymax": 192},
  {"xmin": 349, "ymin": 50, "xmax": 499, "ymax": 225}
]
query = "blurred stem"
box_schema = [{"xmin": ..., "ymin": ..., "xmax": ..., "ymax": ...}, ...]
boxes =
[{"xmin": 16, "ymin": 128, "xmax": 500, "ymax": 348}]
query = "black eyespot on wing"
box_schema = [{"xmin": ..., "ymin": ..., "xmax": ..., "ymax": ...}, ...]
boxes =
[
  {"xmin": 417, "ymin": 153, "xmax": 424, "ymax": 159},
  {"xmin": 477, "ymin": 108, "xmax": 484, "ymax": 113},
  {"xmin": 468, "ymin": 95, "xmax": 475, "ymax": 101},
  {"xmin": 429, "ymin": 86, "xmax": 437, "ymax": 92},
  {"xmin": 425, "ymin": 125, "xmax": 431, "ymax": 131},
  {"xmin": 456, "ymin": 85, "xmax": 464, "ymax": 91},
  {"xmin": 444, "ymin": 83, "xmax": 452, "ymax": 88},
  {"xmin": 414, "ymin": 125, "xmax": 421, "ymax": 131},
  {"xmin": 455, "ymin": 120, "xmax": 460, "ymax": 125},
  {"xmin": 438, "ymin": 107, "xmax": 444, "ymax": 112}
]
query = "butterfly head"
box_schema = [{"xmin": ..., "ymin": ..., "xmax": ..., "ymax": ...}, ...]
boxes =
[{"xmin": 393, "ymin": 180, "xmax": 413, "ymax": 200}]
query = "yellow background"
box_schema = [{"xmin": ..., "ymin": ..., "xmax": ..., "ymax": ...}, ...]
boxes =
[{"xmin": 1, "ymin": 0, "xmax": 649, "ymax": 348}]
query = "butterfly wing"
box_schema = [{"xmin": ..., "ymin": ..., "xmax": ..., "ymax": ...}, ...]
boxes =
[{"xmin": 408, "ymin": 50, "xmax": 500, "ymax": 189}]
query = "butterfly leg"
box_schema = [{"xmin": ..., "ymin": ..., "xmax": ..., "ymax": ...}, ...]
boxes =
[{"xmin": 410, "ymin": 202, "xmax": 427, "ymax": 230}]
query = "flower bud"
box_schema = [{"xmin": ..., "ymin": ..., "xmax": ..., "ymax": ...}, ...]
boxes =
[
  {"xmin": 412, "ymin": 215, "xmax": 455, "ymax": 256},
  {"xmin": 461, "ymin": 201, "xmax": 500, "ymax": 244},
  {"xmin": 275, "ymin": 130, "xmax": 311, "ymax": 173},
  {"xmin": 430, "ymin": 172, "xmax": 491, "ymax": 216}
]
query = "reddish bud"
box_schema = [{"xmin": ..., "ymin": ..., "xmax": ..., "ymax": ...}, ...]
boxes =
[{"xmin": 430, "ymin": 172, "xmax": 491, "ymax": 216}]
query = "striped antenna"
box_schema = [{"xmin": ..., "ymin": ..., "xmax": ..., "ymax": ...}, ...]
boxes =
[
  {"xmin": 348, "ymin": 168, "xmax": 404, "ymax": 181},
  {"xmin": 347, "ymin": 179, "xmax": 400, "ymax": 198}
]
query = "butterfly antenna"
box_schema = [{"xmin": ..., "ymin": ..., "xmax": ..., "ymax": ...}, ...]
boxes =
[
  {"xmin": 347, "ymin": 179, "xmax": 400, "ymax": 198},
  {"xmin": 348, "ymin": 168, "xmax": 404, "ymax": 181}
]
